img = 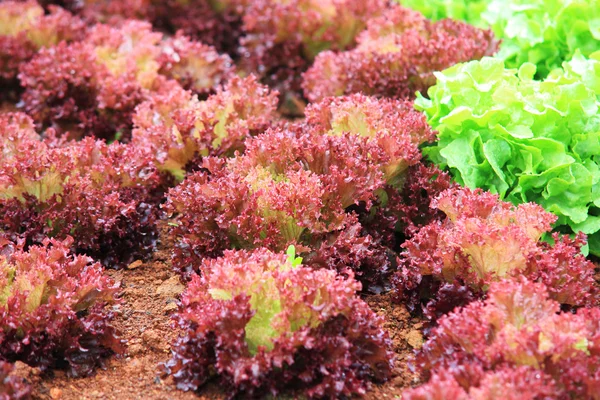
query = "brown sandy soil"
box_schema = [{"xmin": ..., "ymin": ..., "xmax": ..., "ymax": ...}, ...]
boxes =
[
  {"xmin": 13, "ymin": 225, "xmax": 424, "ymax": 400},
  {"xmin": 364, "ymin": 294, "xmax": 423, "ymax": 400}
]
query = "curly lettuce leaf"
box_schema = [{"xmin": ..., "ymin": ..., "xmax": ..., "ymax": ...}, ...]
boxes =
[
  {"xmin": 417, "ymin": 53, "xmax": 600, "ymax": 255},
  {"xmin": 399, "ymin": 0, "xmax": 488, "ymax": 24}
]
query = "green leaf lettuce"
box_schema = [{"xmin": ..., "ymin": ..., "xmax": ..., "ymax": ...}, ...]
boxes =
[{"xmin": 417, "ymin": 52, "xmax": 600, "ymax": 254}]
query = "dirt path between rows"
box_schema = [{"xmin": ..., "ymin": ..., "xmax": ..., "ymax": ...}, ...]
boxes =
[{"xmin": 14, "ymin": 226, "xmax": 423, "ymax": 400}]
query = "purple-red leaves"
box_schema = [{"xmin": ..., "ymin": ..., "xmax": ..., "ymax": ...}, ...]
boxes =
[
  {"xmin": 304, "ymin": 94, "xmax": 435, "ymax": 186},
  {"xmin": 354, "ymin": 163, "xmax": 456, "ymax": 275},
  {"xmin": 403, "ymin": 366, "xmax": 558, "ymax": 400},
  {"xmin": 131, "ymin": 75, "xmax": 278, "ymax": 180},
  {"xmin": 242, "ymin": 0, "xmax": 387, "ymax": 61},
  {"xmin": 0, "ymin": 238, "xmax": 124, "ymax": 376},
  {"xmin": 164, "ymin": 248, "xmax": 393, "ymax": 398},
  {"xmin": 165, "ymin": 94, "xmax": 451, "ymax": 289},
  {"xmin": 239, "ymin": 0, "xmax": 387, "ymax": 101},
  {"xmin": 0, "ymin": 112, "xmax": 39, "ymax": 158},
  {"xmin": 17, "ymin": 19, "xmax": 233, "ymax": 140},
  {"xmin": 430, "ymin": 188, "xmax": 555, "ymax": 282},
  {"xmin": 406, "ymin": 279, "xmax": 600, "ymax": 399},
  {"xmin": 0, "ymin": 126, "xmax": 161, "ymax": 263},
  {"xmin": 165, "ymin": 124, "xmax": 387, "ymax": 282},
  {"xmin": 395, "ymin": 187, "xmax": 598, "ymax": 310},
  {"xmin": 158, "ymin": 33, "xmax": 235, "ymax": 96},
  {"xmin": 19, "ymin": 40, "xmax": 135, "ymax": 141},
  {"xmin": 0, "ymin": 1, "xmax": 85, "ymax": 80},
  {"xmin": 527, "ymin": 233, "xmax": 598, "ymax": 307},
  {"xmin": 391, "ymin": 163, "xmax": 457, "ymax": 240},
  {"xmin": 69, "ymin": 0, "xmax": 244, "ymax": 54},
  {"xmin": 303, "ymin": 5, "xmax": 499, "ymax": 102}
]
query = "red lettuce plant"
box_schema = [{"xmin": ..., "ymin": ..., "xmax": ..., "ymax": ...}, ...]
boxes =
[
  {"xmin": 166, "ymin": 94, "xmax": 452, "ymax": 289},
  {"xmin": 18, "ymin": 19, "xmax": 232, "ymax": 140},
  {"xmin": 0, "ymin": 1, "xmax": 84, "ymax": 81},
  {"xmin": 403, "ymin": 366, "xmax": 558, "ymax": 400},
  {"xmin": 404, "ymin": 278, "xmax": 600, "ymax": 399},
  {"xmin": 304, "ymin": 94, "xmax": 435, "ymax": 186},
  {"xmin": 18, "ymin": 39, "xmax": 137, "ymax": 140},
  {"xmin": 0, "ymin": 115, "xmax": 161, "ymax": 264},
  {"xmin": 0, "ymin": 361, "xmax": 30, "ymax": 400},
  {"xmin": 0, "ymin": 237, "xmax": 124, "ymax": 376},
  {"xmin": 394, "ymin": 187, "xmax": 599, "ymax": 314},
  {"xmin": 158, "ymin": 32, "xmax": 234, "ymax": 96},
  {"xmin": 303, "ymin": 94, "xmax": 452, "ymax": 255},
  {"xmin": 239, "ymin": 0, "xmax": 387, "ymax": 97},
  {"xmin": 66, "ymin": 0, "xmax": 247, "ymax": 54},
  {"xmin": 131, "ymin": 75, "xmax": 278, "ymax": 181},
  {"xmin": 164, "ymin": 247, "xmax": 393, "ymax": 398},
  {"xmin": 165, "ymin": 123, "xmax": 396, "ymax": 288},
  {"xmin": 88, "ymin": 20, "xmax": 233, "ymax": 96},
  {"xmin": 63, "ymin": 0, "xmax": 386, "ymax": 105},
  {"xmin": 303, "ymin": 4, "xmax": 499, "ymax": 102},
  {"xmin": 302, "ymin": 94, "xmax": 452, "ymax": 259}
]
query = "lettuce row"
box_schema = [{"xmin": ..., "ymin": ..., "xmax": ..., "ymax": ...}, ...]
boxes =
[{"xmin": 416, "ymin": 52, "xmax": 600, "ymax": 255}]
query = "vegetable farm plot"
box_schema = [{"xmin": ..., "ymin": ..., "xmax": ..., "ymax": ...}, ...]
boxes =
[{"xmin": 1, "ymin": 0, "xmax": 599, "ymax": 399}]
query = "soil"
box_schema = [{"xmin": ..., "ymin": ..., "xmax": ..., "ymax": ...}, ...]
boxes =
[{"xmin": 13, "ymin": 224, "xmax": 424, "ymax": 400}]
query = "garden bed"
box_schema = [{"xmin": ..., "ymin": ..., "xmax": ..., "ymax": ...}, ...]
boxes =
[{"xmin": 2, "ymin": 0, "xmax": 600, "ymax": 399}]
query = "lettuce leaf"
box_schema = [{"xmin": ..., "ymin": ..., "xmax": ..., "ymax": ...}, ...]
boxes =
[
  {"xmin": 417, "ymin": 53, "xmax": 600, "ymax": 255},
  {"xmin": 399, "ymin": 0, "xmax": 488, "ymax": 24}
]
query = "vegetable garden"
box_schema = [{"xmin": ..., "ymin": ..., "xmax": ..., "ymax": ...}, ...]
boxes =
[{"xmin": 1, "ymin": 0, "xmax": 599, "ymax": 399}]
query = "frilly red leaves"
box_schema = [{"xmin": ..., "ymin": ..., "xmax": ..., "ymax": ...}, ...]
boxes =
[
  {"xmin": 165, "ymin": 124, "xmax": 389, "ymax": 284},
  {"xmin": 165, "ymin": 93, "xmax": 452, "ymax": 289},
  {"xmin": 131, "ymin": 75, "xmax": 278, "ymax": 180},
  {"xmin": 69, "ymin": 0, "xmax": 245, "ymax": 54},
  {"xmin": 405, "ymin": 279, "xmax": 600, "ymax": 399},
  {"xmin": 0, "ymin": 112, "xmax": 39, "ymax": 158},
  {"xmin": 158, "ymin": 33, "xmax": 235, "ymax": 96},
  {"xmin": 239, "ymin": 0, "xmax": 387, "ymax": 96},
  {"xmin": 394, "ymin": 187, "xmax": 599, "ymax": 313},
  {"xmin": 242, "ymin": 0, "xmax": 387, "ymax": 61},
  {"xmin": 16, "ymin": 19, "xmax": 234, "ymax": 140},
  {"xmin": 0, "ymin": 237, "xmax": 124, "ymax": 376},
  {"xmin": 164, "ymin": 248, "xmax": 393, "ymax": 398},
  {"xmin": 354, "ymin": 163, "xmax": 456, "ymax": 283},
  {"xmin": 0, "ymin": 1, "xmax": 85, "ymax": 80},
  {"xmin": 18, "ymin": 40, "xmax": 137, "ymax": 141},
  {"xmin": 303, "ymin": 5, "xmax": 499, "ymax": 102},
  {"xmin": 0, "ymin": 126, "xmax": 161, "ymax": 264},
  {"xmin": 402, "ymin": 366, "xmax": 558, "ymax": 400},
  {"xmin": 304, "ymin": 94, "xmax": 435, "ymax": 185}
]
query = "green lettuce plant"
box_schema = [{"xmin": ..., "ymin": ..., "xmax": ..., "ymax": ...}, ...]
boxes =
[
  {"xmin": 398, "ymin": 0, "xmax": 487, "ymax": 24},
  {"xmin": 416, "ymin": 52, "xmax": 600, "ymax": 255}
]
